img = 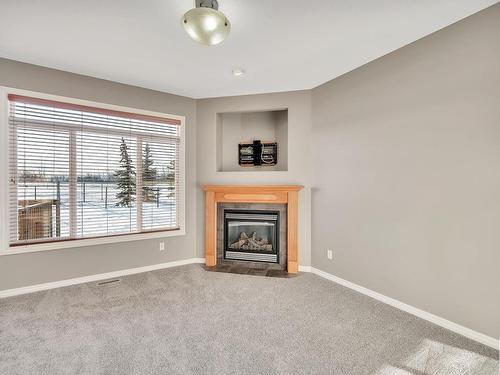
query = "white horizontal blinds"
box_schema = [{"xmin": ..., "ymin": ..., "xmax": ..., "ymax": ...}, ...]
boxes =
[
  {"xmin": 76, "ymin": 132, "xmax": 138, "ymax": 237},
  {"xmin": 141, "ymin": 139, "xmax": 180, "ymax": 231},
  {"xmin": 8, "ymin": 95, "xmax": 182, "ymax": 246},
  {"xmin": 8, "ymin": 117, "xmax": 71, "ymax": 244}
]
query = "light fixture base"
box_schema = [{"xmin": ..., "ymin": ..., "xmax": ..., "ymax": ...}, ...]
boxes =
[{"xmin": 196, "ymin": 0, "xmax": 218, "ymax": 11}]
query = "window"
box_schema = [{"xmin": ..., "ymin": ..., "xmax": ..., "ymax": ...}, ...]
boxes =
[{"xmin": 7, "ymin": 94, "xmax": 184, "ymax": 248}]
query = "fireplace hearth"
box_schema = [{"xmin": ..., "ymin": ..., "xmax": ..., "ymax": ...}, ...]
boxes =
[{"xmin": 224, "ymin": 210, "xmax": 279, "ymax": 263}]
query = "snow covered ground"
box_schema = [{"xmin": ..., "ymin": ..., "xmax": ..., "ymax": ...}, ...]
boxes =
[{"xmin": 17, "ymin": 182, "xmax": 177, "ymax": 239}]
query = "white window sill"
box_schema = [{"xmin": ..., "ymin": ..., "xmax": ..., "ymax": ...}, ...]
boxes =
[{"xmin": 0, "ymin": 229, "xmax": 185, "ymax": 256}]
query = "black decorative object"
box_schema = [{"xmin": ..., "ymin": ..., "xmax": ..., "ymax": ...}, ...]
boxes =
[{"xmin": 238, "ymin": 140, "xmax": 277, "ymax": 167}]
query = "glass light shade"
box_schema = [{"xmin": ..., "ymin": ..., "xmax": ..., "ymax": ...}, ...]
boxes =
[{"xmin": 182, "ymin": 7, "xmax": 230, "ymax": 46}]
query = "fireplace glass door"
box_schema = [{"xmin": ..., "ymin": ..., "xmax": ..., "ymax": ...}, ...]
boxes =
[{"xmin": 224, "ymin": 210, "xmax": 279, "ymax": 263}]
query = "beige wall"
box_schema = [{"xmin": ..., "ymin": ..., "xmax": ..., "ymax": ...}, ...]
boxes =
[
  {"xmin": 196, "ymin": 91, "xmax": 312, "ymax": 267},
  {"xmin": 311, "ymin": 4, "xmax": 500, "ymax": 338},
  {"xmin": 0, "ymin": 58, "xmax": 198, "ymax": 290}
]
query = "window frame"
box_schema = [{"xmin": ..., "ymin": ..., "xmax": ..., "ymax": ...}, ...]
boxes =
[{"xmin": 0, "ymin": 87, "xmax": 186, "ymax": 256}]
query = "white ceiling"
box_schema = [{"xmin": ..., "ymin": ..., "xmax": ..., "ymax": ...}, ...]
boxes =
[{"xmin": 0, "ymin": 0, "xmax": 497, "ymax": 99}]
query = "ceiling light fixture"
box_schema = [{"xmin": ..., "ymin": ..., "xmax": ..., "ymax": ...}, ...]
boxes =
[
  {"xmin": 232, "ymin": 68, "xmax": 245, "ymax": 77},
  {"xmin": 181, "ymin": 0, "xmax": 231, "ymax": 46}
]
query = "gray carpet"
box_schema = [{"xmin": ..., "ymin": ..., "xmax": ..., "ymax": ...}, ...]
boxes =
[{"xmin": 0, "ymin": 264, "xmax": 498, "ymax": 375}]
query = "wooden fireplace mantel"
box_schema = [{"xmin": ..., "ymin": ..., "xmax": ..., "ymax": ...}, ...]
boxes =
[{"xmin": 202, "ymin": 185, "xmax": 303, "ymax": 273}]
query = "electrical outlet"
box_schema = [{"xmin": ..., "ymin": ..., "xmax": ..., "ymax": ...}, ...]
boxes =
[
  {"xmin": 159, "ymin": 242, "xmax": 165, "ymax": 251},
  {"xmin": 327, "ymin": 249, "xmax": 333, "ymax": 260}
]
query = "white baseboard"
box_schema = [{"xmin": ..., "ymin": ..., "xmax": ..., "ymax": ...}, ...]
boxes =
[
  {"xmin": 309, "ymin": 267, "xmax": 499, "ymax": 350},
  {"xmin": 0, "ymin": 257, "xmax": 205, "ymax": 299},
  {"xmin": 298, "ymin": 265, "xmax": 312, "ymax": 272}
]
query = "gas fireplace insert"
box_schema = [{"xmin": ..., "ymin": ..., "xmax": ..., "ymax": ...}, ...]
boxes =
[{"xmin": 224, "ymin": 209, "xmax": 279, "ymax": 263}]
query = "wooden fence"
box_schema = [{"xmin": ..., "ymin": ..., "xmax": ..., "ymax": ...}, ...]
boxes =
[{"xmin": 18, "ymin": 199, "xmax": 61, "ymax": 241}]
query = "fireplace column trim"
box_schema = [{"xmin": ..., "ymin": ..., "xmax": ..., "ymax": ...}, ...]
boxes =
[{"xmin": 202, "ymin": 185, "xmax": 303, "ymax": 273}]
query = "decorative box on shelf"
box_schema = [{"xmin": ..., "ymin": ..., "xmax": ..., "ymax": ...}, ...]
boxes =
[{"xmin": 238, "ymin": 140, "xmax": 278, "ymax": 167}]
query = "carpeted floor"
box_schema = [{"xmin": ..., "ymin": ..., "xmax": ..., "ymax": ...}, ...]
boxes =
[{"xmin": 0, "ymin": 264, "xmax": 498, "ymax": 375}]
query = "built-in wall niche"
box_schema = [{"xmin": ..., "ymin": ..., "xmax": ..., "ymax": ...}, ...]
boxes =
[{"xmin": 216, "ymin": 109, "xmax": 288, "ymax": 172}]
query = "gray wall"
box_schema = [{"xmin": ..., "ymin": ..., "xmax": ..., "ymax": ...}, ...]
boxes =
[
  {"xmin": 196, "ymin": 91, "xmax": 312, "ymax": 267},
  {"xmin": 0, "ymin": 58, "xmax": 198, "ymax": 290},
  {"xmin": 311, "ymin": 4, "xmax": 500, "ymax": 338}
]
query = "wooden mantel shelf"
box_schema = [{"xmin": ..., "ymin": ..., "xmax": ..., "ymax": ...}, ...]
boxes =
[
  {"xmin": 203, "ymin": 185, "xmax": 303, "ymax": 192},
  {"xmin": 202, "ymin": 185, "xmax": 303, "ymax": 273}
]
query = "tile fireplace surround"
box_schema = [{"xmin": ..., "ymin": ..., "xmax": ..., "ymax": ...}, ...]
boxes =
[{"xmin": 202, "ymin": 185, "xmax": 303, "ymax": 273}]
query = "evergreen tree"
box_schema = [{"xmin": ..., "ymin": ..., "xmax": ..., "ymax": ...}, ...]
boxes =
[
  {"xmin": 166, "ymin": 160, "xmax": 175, "ymax": 183},
  {"xmin": 166, "ymin": 160, "xmax": 176, "ymax": 198},
  {"xmin": 114, "ymin": 137, "xmax": 136, "ymax": 207},
  {"xmin": 142, "ymin": 142, "xmax": 157, "ymax": 202}
]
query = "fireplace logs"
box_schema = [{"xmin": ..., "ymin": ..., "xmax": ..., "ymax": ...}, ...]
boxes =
[{"xmin": 229, "ymin": 232, "xmax": 273, "ymax": 252}]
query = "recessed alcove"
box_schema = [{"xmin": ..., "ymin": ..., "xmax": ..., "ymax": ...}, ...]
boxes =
[{"xmin": 216, "ymin": 109, "xmax": 288, "ymax": 172}]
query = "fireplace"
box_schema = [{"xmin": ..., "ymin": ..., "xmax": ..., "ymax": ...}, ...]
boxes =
[
  {"xmin": 203, "ymin": 185, "xmax": 302, "ymax": 273},
  {"xmin": 224, "ymin": 210, "xmax": 279, "ymax": 263}
]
